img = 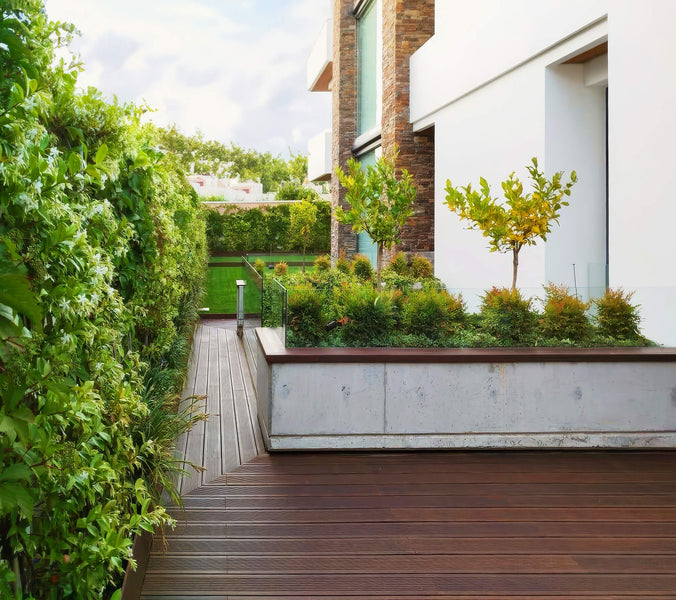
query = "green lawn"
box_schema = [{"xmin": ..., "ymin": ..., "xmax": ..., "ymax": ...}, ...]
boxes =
[
  {"xmin": 203, "ymin": 254, "xmax": 320, "ymax": 314},
  {"xmin": 203, "ymin": 266, "xmax": 261, "ymax": 314}
]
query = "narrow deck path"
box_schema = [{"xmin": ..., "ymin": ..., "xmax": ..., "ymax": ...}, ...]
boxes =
[
  {"xmin": 141, "ymin": 323, "xmax": 676, "ymax": 599},
  {"xmin": 175, "ymin": 321, "xmax": 265, "ymax": 496}
]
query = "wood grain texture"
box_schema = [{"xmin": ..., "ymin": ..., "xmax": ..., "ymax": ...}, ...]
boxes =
[
  {"xmin": 142, "ymin": 322, "xmax": 676, "ymax": 599},
  {"xmin": 145, "ymin": 450, "xmax": 676, "ymax": 598}
]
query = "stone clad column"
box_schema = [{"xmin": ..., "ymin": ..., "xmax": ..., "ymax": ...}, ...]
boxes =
[
  {"xmin": 381, "ymin": 0, "xmax": 435, "ymax": 259},
  {"xmin": 331, "ymin": 0, "xmax": 359, "ymax": 260}
]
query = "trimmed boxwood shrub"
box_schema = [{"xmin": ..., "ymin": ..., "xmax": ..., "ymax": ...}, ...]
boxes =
[
  {"xmin": 402, "ymin": 289, "xmax": 466, "ymax": 339},
  {"xmin": 287, "ymin": 284, "xmax": 327, "ymax": 345},
  {"xmin": 352, "ymin": 254, "xmax": 373, "ymax": 281},
  {"xmin": 480, "ymin": 287, "xmax": 538, "ymax": 345},
  {"xmin": 539, "ymin": 283, "xmax": 590, "ymax": 341},
  {"xmin": 593, "ymin": 288, "xmax": 642, "ymax": 340}
]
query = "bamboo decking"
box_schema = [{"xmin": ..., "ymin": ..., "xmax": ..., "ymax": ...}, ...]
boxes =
[{"xmin": 140, "ymin": 322, "xmax": 676, "ymax": 599}]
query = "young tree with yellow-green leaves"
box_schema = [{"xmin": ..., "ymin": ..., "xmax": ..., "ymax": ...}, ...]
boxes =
[
  {"xmin": 289, "ymin": 198, "xmax": 318, "ymax": 273},
  {"xmin": 444, "ymin": 158, "xmax": 577, "ymax": 290},
  {"xmin": 335, "ymin": 150, "xmax": 417, "ymax": 289}
]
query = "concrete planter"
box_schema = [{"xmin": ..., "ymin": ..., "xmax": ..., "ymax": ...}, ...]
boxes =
[{"xmin": 254, "ymin": 328, "xmax": 676, "ymax": 451}]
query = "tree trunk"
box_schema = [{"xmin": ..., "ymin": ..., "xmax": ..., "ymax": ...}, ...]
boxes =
[
  {"xmin": 376, "ymin": 244, "xmax": 383, "ymax": 290},
  {"xmin": 302, "ymin": 241, "xmax": 306, "ymax": 273},
  {"xmin": 511, "ymin": 247, "xmax": 519, "ymax": 290}
]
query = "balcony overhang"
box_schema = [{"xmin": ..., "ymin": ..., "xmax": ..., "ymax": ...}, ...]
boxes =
[{"xmin": 307, "ymin": 19, "xmax": 333, "ymax": 92}]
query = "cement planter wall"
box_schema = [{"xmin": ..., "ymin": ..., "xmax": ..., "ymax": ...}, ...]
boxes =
[{"xmin": 254, "ymin": 328, "xmax": 676, "ymax": 451}]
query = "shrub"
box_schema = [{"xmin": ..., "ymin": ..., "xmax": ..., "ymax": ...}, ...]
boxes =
[
  {"xmin": 402, "ymin": 288, "xmax": 466, "ymax": 339},
  {"xmin": 314, "ymin": 254, "xmax": 331, "ymax": 271},
  {"xmin": 352, "ymin": 254, "xmax": 373, "ymax": 281},
  {"xmin": 539, "ymin": 283, "xmax": 590, "ymax": 341},
  {"xmin": 480, "ymin": 287, "xmax": 537, "ymax": 344},
  {"xmin": 335, "ymin": 249, "xmax": 351, "ymax": 274},
  {"xmin": 386, "ymin": 251, "xmax": 409, "ymax": 276},
  {"xmin": 593, "ymin": 288, "xmax": 642, "ymax": 339},
  {"xmin": 410, "ymin": 254, "xmax": 433, "ymax": 279},
  {"xmin": 287, "ymin": 284, "xmax": 326, "ymax": 345},
  {"xmin": 253, "ymin": 258, "xmax": 266, "ymax": 275},
  {"xmin": 274, "ymin": 261, "xmax": 288, "ymax": 276},
  {"xmin": 339, "ymin": 286, "xmax": 394, "ymax": 346}
]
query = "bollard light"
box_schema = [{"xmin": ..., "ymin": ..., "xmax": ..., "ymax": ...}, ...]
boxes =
[{"xmin": 236, "ymin": 279, "xmax": 246, "ymax": 337}]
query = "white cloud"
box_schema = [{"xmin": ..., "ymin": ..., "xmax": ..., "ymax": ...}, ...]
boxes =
[{"xmin": 43, "ymin": 0, "xmax": 331, "ymax": 155}]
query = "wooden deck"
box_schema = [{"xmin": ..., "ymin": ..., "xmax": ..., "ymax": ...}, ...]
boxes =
[
  {"xmin": 141, "ymin": 323, "xmax": 676, "ymax": 599},
  {"xmin": 176, "ymin": 321, "xmax": 265, "ymax": 496}
]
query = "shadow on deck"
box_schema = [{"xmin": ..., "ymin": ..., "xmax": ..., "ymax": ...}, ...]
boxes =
[{"xmin": 139, "ymin": 322, "xmax": 676, "ymax": 599}]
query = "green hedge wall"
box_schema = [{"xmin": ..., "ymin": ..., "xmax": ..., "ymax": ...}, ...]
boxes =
[
  {"xmin": 205, "ymin": 200, "xmax": 330, "ymax": 254},
  {"xmin": 0, "ymin": 2, "xmax": 207, "ymax": 597}
]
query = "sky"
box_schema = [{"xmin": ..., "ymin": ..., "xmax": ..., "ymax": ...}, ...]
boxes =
[{"xmin": 43, "ymin": 0, "xmax": 333, "ymax": 157}]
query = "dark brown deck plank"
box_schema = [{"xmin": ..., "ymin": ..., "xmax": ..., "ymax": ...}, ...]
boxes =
[
  {"xmin": 141, "ymin": 573, "xmax": 676, "ymax": 595},
  {"xmin": 145, "ymin": 553, "xmax": 676, "ymax": 574},
  {"xmin": 187, "ymin": 481, "xmax": 676, "ymax": 496},
  {"xmin": 180, "ymin": 325, "xmax": 210, "ymax": 495},
  {"xmin": 182, "ymin": 493, "xmax": 676, "ymax": 509},
  {"xmin": 168, "ymin": 520, "xmax": 676, "ymax": 539},
  {"xmin": 237, "ymin": 335, "xmax": 265, "ymax": 457},
  {"xmin": 165, "ymin": 506, "xmax": 676, "ymax": 523},
  {"xmin": 201, "ymin": 327, "xmax": 222, "ymax": 485},
  {"xmin": 143, "ymin": 596, "xmax": 676, "ymax": 600},
  {"xmin": 149, "ymin": 536, "xmax": 676, "ymax": 555},
  {"xmin": 218, "ymin": 328, "xmax": 240, "ymax": 474},
  {"xmin": 215, "ymin": 470, "xmax": 676, "ymax": 485},
  {"xmin": 226, "ymin": 330, "xmax": 257, "ymax": 464}
]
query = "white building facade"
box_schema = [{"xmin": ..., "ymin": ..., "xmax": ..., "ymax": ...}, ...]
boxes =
[{"xmin": 410, "ymin": 0, "xmax": 676, "ymax": 345}]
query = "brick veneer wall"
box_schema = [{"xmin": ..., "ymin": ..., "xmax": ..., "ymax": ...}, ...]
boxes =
[
  {"xmin": 382, "ymin": 0, "xmax": 435, "ymax": 257},
  {"xmin": 331, "ymin": 0, "xmax": 435, "ymax": 262},
  {"xmin": 331, "ymin": 0, "xmax": 359, "ymax": 259}
]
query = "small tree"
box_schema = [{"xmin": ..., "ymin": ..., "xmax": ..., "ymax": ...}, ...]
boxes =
[
  {"xmin": 289, "ymin": 198, "xmax": 317, "ymax": 272},
  {"xmin": 444, "ymin": 158, "xmax": 577, "ymax": 290},
  {"xmin": 335, "ymin": 150, "xmax": 417, "ymax": 288}
]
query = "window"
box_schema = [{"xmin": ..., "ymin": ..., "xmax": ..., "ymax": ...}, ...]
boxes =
[{"xmin": 357, "ymin": 0, "xmax": 382, "ymax": 136}]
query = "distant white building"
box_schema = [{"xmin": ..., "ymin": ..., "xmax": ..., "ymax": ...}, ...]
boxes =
[{"xmin": 187, "ymin": 175, "xmax": 267, "ymax": 202}]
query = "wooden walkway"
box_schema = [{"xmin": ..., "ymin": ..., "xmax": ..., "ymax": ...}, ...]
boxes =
[
  {"xmin": 175, "ymin": 322, "xmax": 265, "ymax": 496},
  {"xmin": 141, "ymin": 323, "xmax": 676, "ymax": 599}
]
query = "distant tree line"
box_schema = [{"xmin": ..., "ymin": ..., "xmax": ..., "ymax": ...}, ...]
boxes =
[{"xmin": 157, "ymin": 125, "xmax": 308, "ymax": 193}]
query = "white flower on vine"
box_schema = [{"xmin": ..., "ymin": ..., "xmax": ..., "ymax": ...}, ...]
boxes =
[
  {"xmin": 91, "ymin": 292, "xmax": 100, "ymax": 305},
  {"xmin": 76, "ymin": 293, "xmax": 87, "ymax": 307},
  {"xmin": 34, "ymin": 179, "xmax": 43, "ymax": 194},
  {"xmin": 93, "ymin": 264, "xmax": 108, "ymax": 276},
  {"xmin": 49, "ymin": 147, "xmax": 60, "ymax": 159},
  {"xmin": 61, "ymin": 332, "xmax": 72, "ymax": 345},
  {"xmin": 59, "ymin": 298, "xmax": 70, "ymax": 312},
  {"xmin": 23, "ymin": 96, "xmax": 37, "ymax": 111},
  {"xmin": 94, "ymin": 362, "xmax": 104, "ymax": 371}
]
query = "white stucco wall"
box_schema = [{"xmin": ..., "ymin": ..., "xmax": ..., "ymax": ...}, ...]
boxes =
[{"xmin": 411, "ymin": 1, "xmax": 676, "ymax": 345}]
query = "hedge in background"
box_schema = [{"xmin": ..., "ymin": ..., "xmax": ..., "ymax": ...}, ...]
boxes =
[
  {"xmin": 205, "ymin": 199, "xmax": 330, "ymax": 255},
  {"xmin": 0, "ymin": 2, "xmax": 207, "ymax": 597}
]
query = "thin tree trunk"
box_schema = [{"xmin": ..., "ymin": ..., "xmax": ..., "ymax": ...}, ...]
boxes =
[
  {"xmin": 512, "ymin": 247, "xmax": 519, "ymax": 290},
  {"xmin": 376, "ymin": 244, "xmax": 383, "ymax": 289}
]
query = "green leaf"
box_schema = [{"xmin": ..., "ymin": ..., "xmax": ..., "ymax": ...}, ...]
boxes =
[
  {"xmin": 0, "ymin": 463, "xmax": 32, "ymax": 482},
  {"xmin": 95, "ymin": 143, "xmax": 108, "ymax": 164},
  {"xmin": 0, "ymin": 273, "xmax": 41, "ymax": 326}
]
